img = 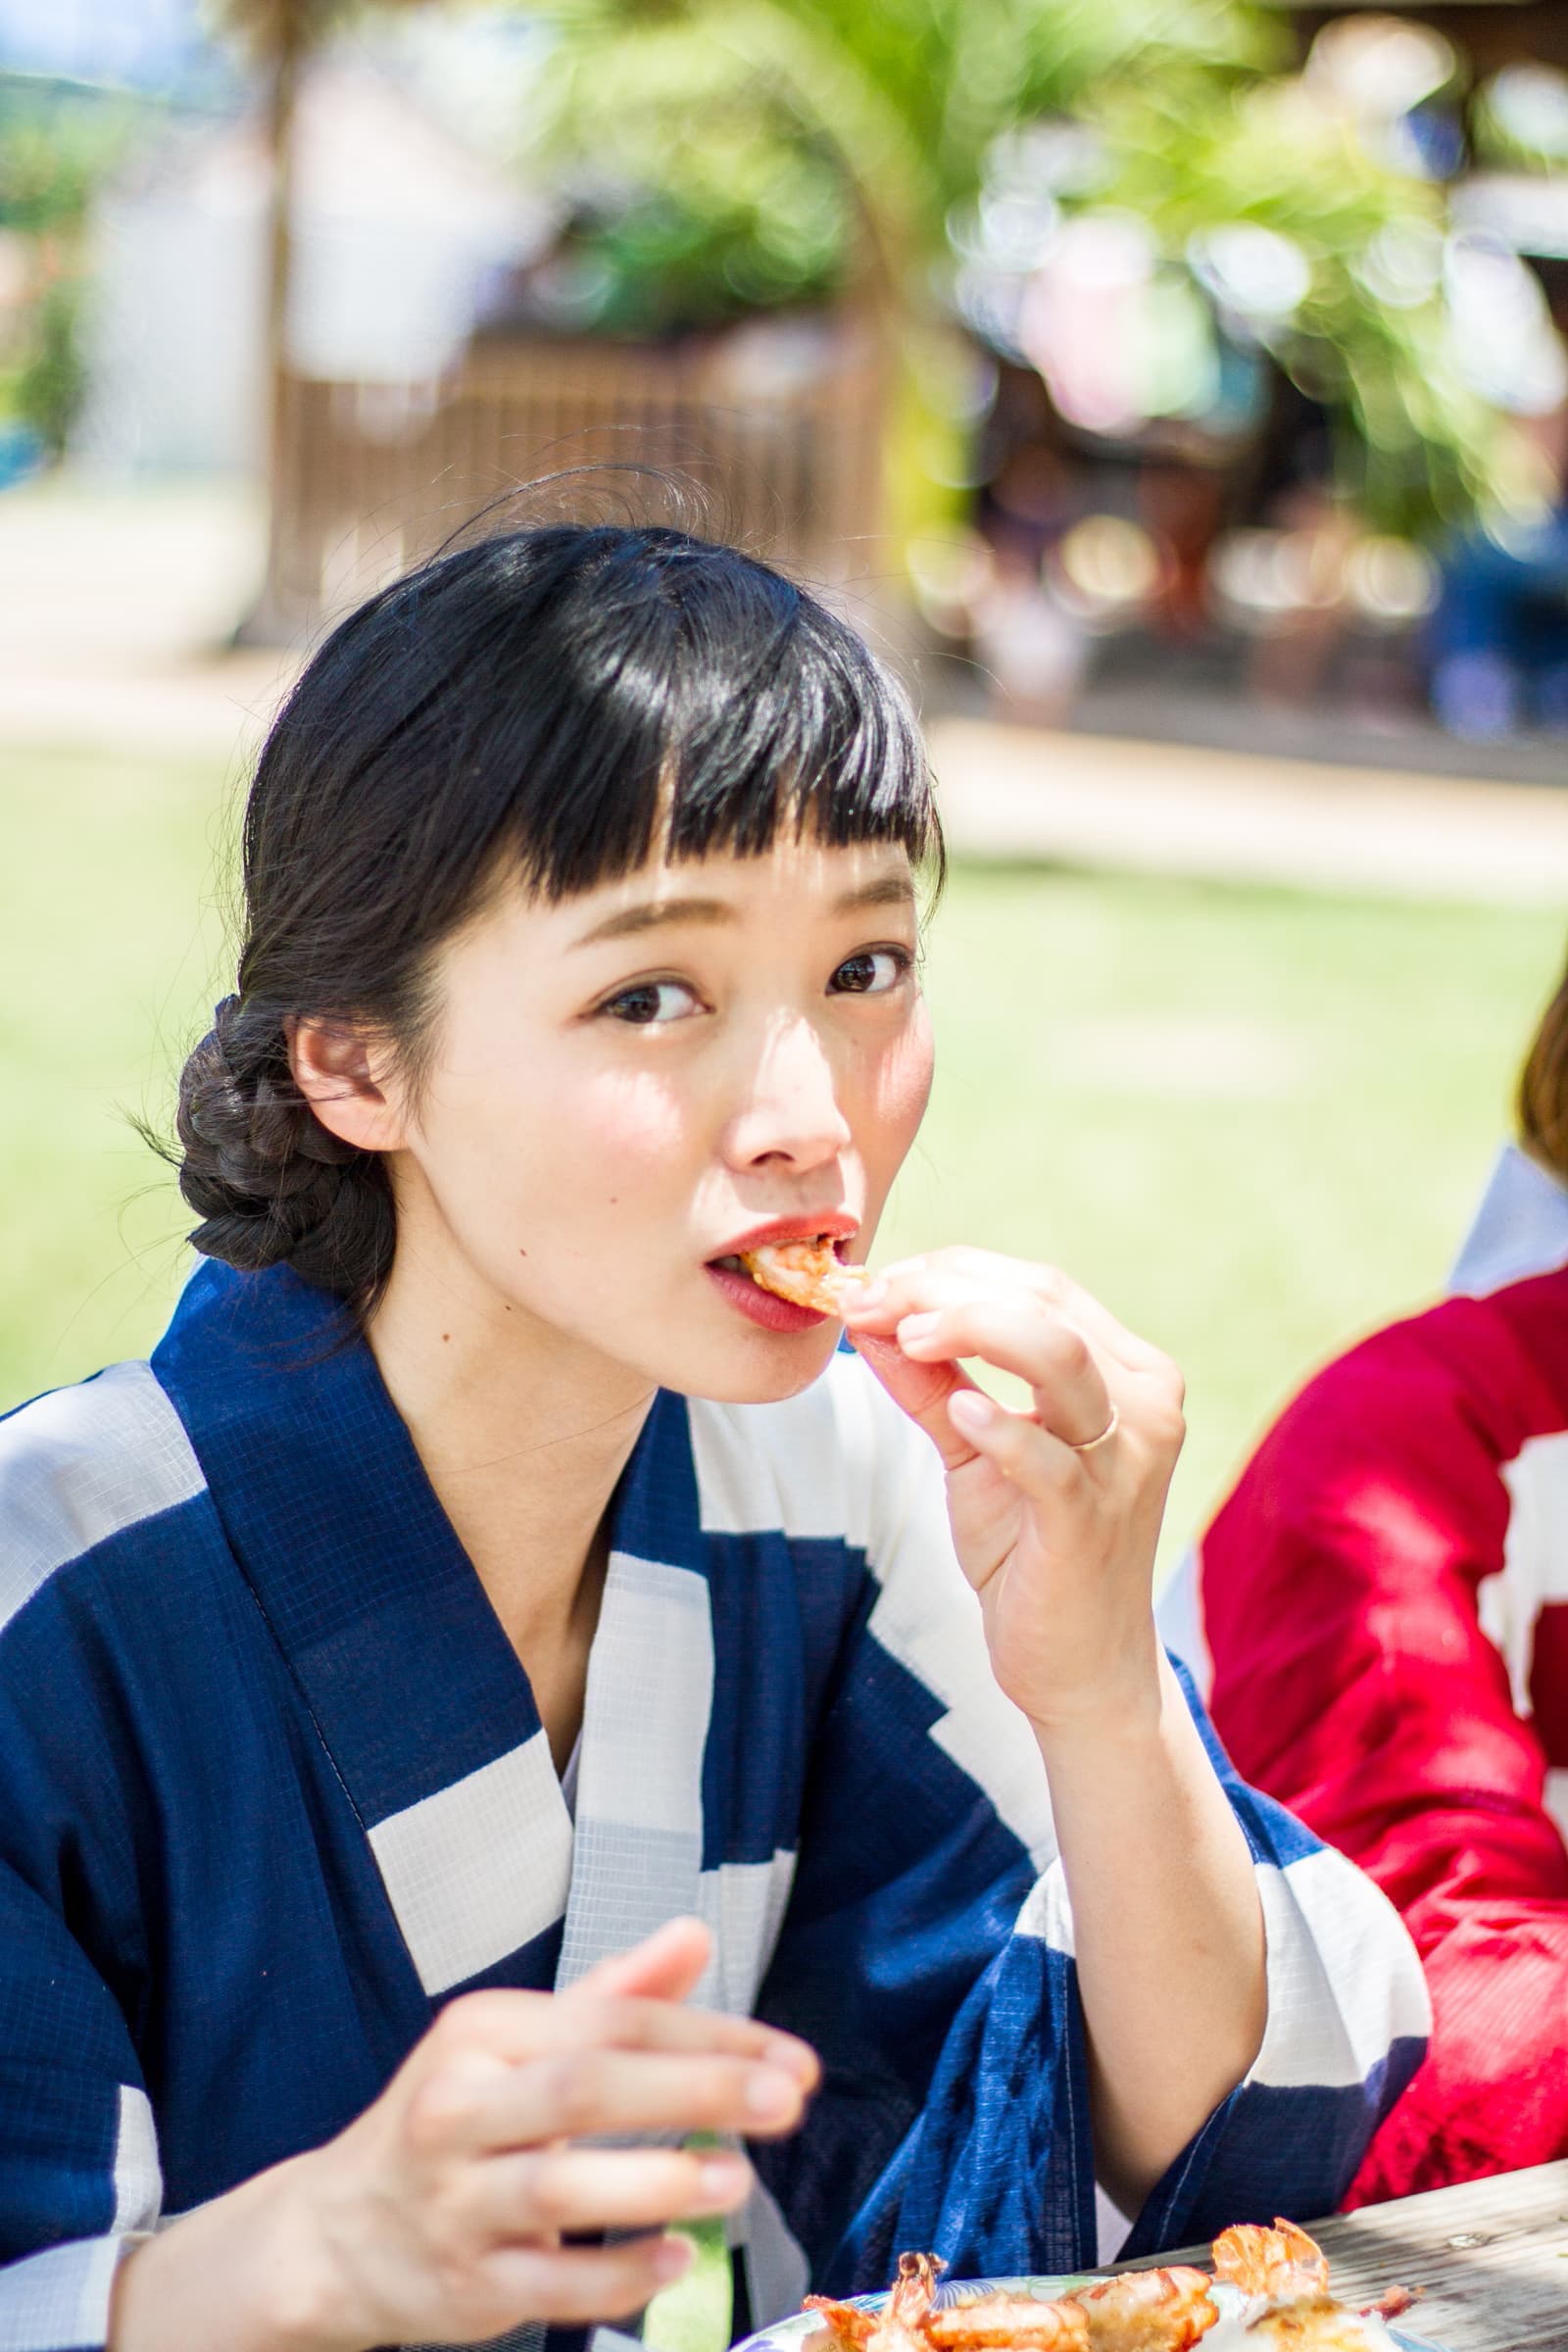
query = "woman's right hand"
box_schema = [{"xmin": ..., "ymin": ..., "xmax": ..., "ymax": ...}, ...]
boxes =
[{"xmin": 110, "ymin": 1917, "xmax": 818, "ymax": 2352}]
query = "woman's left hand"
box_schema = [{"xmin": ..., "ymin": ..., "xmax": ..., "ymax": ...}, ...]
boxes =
[{"xmin": 842, "ymin": 1249, "xmax": 1185, "ymax": 1736}]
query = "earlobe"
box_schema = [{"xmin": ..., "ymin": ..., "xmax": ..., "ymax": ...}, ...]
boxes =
[{"xmin": 287, "ymin": 1017, "xmax": 407, "ymax": 1155}]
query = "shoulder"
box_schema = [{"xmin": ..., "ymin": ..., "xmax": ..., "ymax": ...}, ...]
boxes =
[
  {"xmin": 1200, "ymin": 1270, "xmax": 1568, "ymax": 1610},
  {"xmin": 1269, "ymin": 1260, "xmax": 1568, "ymax": 1458},
  {"xmin": 687, "ymin": 1347, "xmax": 937, "ymax": 1561},
  {"xmin": 0, "ymin": 1359, "xmax": 208, "ymax": 1642}
]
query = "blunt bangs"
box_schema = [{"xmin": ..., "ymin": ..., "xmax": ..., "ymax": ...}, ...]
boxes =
[{"xmin": 258, "ymin": 525, "xmax": 941, "ymax": 959}]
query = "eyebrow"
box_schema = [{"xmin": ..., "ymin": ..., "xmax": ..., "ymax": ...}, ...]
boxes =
[{"xmin": 570, "ymin": 872, "xmax": 915, "ymax": 948}]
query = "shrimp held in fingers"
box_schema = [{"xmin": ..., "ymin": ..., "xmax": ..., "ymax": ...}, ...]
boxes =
[{"xmin": 743, "ymin": 1239, "xmax": 862, "ymax": 1315}]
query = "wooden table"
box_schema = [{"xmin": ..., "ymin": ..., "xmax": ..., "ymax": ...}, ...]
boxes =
[{"xmin": 1132, "ymin": 2163, "xmax": 1568, "ymax": 2350}]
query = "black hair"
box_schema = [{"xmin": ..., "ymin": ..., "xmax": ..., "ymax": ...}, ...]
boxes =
[{"xmin": 174, "ymin": 522, "xmax": 942, "ymax": 1313}]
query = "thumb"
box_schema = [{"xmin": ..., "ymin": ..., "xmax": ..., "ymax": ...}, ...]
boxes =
[
  {"xmin": 850, "ymin": 1331, "xmax": 982, "ymax": 1473},
  {"xmin": 574, "ymin": 1914, "xmax": 713, "ymax": 2005}
]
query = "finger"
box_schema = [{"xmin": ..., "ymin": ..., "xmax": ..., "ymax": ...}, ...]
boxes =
[
  {"xmin": 896, "ymin": 1300, "xmax": 1113, "ymax": 1450},
  {"xmin": 849, "ymin": 1331, "xmax": 983, "ymax": 1473},
  {"xmin": 475, "ymin": 2143, "xmax": 752, "ymax": 2238},
  {"xmin": 478, "ymin": 2046, "xmax": 810, "ymax": 2150},
  {"xmin": 577, "ymin": 1915, "xmax": 712, "ymax": 2004},
  {"xmin": 428, "ymin": 1986, "xmax": 818, "ymax": 2081},
  {"xmin": 479, "ymin": 2231, "xmax": 694, "ymax": 2326},
  {"xmin": 560, "ymin": 1996, "xmax": 818, "ymax": 2085},
  {"xmin": 944, "ymin": 1391, "xmax": 1088, "ymax": 1502},
  {"xmin": 848, "ymin": 1250, "xmax": 1161, "ymax": 1376},
  {"xmin": 843, "ymin": 1248, "xmax": 1050, "ymax": 1328}
]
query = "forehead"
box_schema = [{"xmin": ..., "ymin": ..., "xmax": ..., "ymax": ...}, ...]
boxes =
[
  {"xmin": 442, "ymin": 836, "xmax": 918, "ymax": 987},
  {"xmin": 564, "ymin": 836, "xmax": 917, "ymax": 932}
]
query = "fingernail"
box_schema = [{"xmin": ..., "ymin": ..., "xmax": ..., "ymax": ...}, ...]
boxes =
[
  {"xmin": 699, "ymin": 2156, "xmax": 748, "ymax": 2202},
  {"xmin": 746, "ymin": 2066, "xmax": 801, "ymax": 2120},
  {"xmin": 654, "ymin": 2236, "xmax": 695, "ymax": 2283},
  {"xmin": 949, "ymin": 1389, "xmax": 998, "ymax": 1433},
  {"xmin": 765, "ymin": 2034, "xmax": 817, "ymax": 2083},
  {"xmin": 846, "ymin": 1273, "xmax": 885, "ymax": 1309},
  {"xmin": 897, "ymin": 1311, "xmax": 941, "ymax": 1347}
]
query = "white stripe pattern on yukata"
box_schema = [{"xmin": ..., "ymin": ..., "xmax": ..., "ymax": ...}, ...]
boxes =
[
  {"xmin": 742, "ymin": 2171, "xmax": 811, "ymax": 2328},
  {"xmin": 0, "ymin": 2238, "xmax": 123, "ymax": 2352},
  {"xmin": 693, "ymin": 1365, "xmax": 1058, "ymax": 1872},
  {"xmin": 368, "ymin": 1730, "xmax": 574, "ymax": 1996},
  {"xmin": 110, "ymin": 2086, "xmax": 161, "ymax": 2235},
  {"xmin": 0, "ymin": 1363, "xmax": 205, "ymax": 1636},
  {"xmin": 1246, "ymin": 1845, "xmax": 1432, "ymax": 2089},
  {"xmin": 694, "ymin": 1850, "xmax": 797, "ymax": 2017},
  {"xmin": 557, "ymin": 1554, "xmax": 715, "ymax": 1987}
]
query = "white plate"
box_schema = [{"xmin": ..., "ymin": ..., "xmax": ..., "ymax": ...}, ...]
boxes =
[{"xmin": 733, "ymin": 2274, "xmax": 1446, "ymax": 2352}]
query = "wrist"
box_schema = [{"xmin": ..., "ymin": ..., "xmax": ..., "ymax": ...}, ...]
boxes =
[
  {"xmin": 1021, "ymin": 1633, "xmax": 1166, "ymax": 1754},
  {"xmin": 111, "ymin": 2148, "xmax": 368, "ymax": 2352},
  {"xmin": 253, "ymin": 2143, "xmax": 373, "ymax": 2352}
]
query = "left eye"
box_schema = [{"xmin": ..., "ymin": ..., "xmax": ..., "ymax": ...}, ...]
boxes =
[
  {"xmin": 603, "ymin": 979, "xmax": 702, "ymax": 1026},
  {"xmin": 830, "ymin": 949, "xmax": 909, "ymax": 997}
]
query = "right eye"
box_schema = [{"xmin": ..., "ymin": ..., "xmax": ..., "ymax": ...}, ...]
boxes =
[{"xmin": 601, "ymin": 978, "xmax": 703, "ymax": 1027}]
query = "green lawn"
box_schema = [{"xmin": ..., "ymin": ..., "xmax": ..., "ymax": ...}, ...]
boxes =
[{"xmin": 3, "ymin": 741, "xmax": 1561, "ymax": 1567}]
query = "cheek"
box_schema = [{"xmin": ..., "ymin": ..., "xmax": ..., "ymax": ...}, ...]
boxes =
[
  {"xmin": 416, "ymin": 1057, "xmax": 694, "ymax": 1232},
  {"xmin": 570, "ymin": 1068, "xmax": 693, "ymax": 1172},
  {"xmin": 868, "ymin": 1007, "xmax": 935, "ymax": 1154}
]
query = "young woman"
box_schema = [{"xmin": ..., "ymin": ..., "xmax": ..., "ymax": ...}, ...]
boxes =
[
  {"xmin": 0, "ymin": 525, "xmax": 1425, "ymax": 2352},
  {"xmin": 1166, "ymin": 954, "xmax": 1568, "ymax": 2209}
]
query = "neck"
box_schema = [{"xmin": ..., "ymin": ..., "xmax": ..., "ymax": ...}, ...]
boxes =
[{"xmin": 367, "ymin": 1216, "xmax": 655, "ymax": 1675}]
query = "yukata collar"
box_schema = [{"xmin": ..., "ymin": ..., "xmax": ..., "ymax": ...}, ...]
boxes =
[
  {"xmin": 149, "ymin": 1262, "xmax": 704, "ymax": 1861},
  {"xmin": 1448, "ymin": 1142, "xmax": 1568, "ymax": 1298}
]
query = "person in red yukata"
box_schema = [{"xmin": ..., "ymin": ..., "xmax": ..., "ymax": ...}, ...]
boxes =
[{"xmin": 1163, "ymin": 946, "xmax": 1568, "ymax": 2205}]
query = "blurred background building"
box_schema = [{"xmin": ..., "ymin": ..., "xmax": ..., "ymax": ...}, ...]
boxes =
[
  {"xmin": 9, "ymin": 0, "xmax": 1568, "ymax": 1559},
  {"xmin": 5, "ymin": 0, "xmax": 1568, "ymax": 751}
]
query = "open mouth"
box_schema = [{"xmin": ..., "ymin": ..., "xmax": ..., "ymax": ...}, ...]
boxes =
[
  {"xmin": 709, "ymin": 1236, "xmax": 846, "ymax": 1279},
  {"xmin": 705, "ymin": 1234, "xmax": 858, "ymax": 1327}
]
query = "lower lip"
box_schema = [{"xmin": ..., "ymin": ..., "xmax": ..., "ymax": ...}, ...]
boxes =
[{"xmin": 703, "ymin": 1262, "xmax": 829, "ymax": 1332}]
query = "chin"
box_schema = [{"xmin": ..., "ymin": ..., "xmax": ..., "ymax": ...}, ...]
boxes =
[{"xmin": 661, "ymin": 1323, "xmax": 845, "ymax": 1407}]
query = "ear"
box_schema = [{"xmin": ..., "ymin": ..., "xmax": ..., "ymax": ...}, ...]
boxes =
[{"xmin": 288, "ymin": 1017, "xmax": 407, "ymax": 1155}]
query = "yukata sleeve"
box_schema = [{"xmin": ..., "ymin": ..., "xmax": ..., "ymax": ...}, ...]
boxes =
[
  {"xmin": 0, "ymin": 1854, "xmax": 160, "ymax": 2351},
  {"xmin": 748, "ymin": 1361, "xmax": 1428, "ymax": 2300},
  {"xmin": 1190, "ymin": 1317, "xmax": 1568, "ymax": 2205},
  {"xmin": 0, "ymin": 1367, "xmax": 174, "ymax": 2349}
]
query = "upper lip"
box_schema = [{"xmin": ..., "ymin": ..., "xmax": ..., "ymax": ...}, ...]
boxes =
[{"xmin": 708, "ymin": 1211, "xmax": 860, "ymax": 1262}]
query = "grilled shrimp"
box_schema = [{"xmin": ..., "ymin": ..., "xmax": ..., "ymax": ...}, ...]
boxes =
[
  {"xmin": 1210, "ymin": 2222, "xmax": 1329, "ymax": 2304},
  {"xmin": 742, "ymin": 1239, "xmax": 860, "ymax": 1314},
  {"xmin": 1244, "ymin": 2314, "xmax": 1387, "ymax": 2349},
  {"xmin": 1210, "ymin": 2223, "xmax": 1393, "ymax": 2347},
  {"xmin": 1068, "ymin": 2268, "xmax": 1219, "ymax": 2350},
  {"xmin": 926, "ymin": 2293, "xmax": 1090, "ymax": 2348},
  {"xmin": 805, "ymin": 2254, "xmax": 945, "ymax": 2352}
]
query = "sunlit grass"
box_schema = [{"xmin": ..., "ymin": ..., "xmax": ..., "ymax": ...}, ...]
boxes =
[
  {"xmin": 2, "ymin": 742, "xmax": 1560, "ymax": 1571},
  {"xmin": 881, "ymin": 861, "xmax": 1560, "ymax": 1563}
]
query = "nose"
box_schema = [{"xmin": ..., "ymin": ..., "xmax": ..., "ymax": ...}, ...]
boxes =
[{"xmin": 722, "ymin": 1013, "xmax": 853, "ymax": 1172}]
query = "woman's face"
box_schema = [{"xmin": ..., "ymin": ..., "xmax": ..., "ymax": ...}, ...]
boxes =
[{"xmin": 383, "ymin": 833, "xmax": 934, "ymax": 1401}]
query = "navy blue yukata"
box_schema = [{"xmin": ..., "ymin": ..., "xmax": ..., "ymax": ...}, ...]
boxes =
[{"xmin": 0, "ymin": 1261, "xmax": 1427, "ymax": 2351}]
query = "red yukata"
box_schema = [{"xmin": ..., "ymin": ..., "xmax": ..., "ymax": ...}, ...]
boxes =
[{"xmin": 1163, "ymin": 1145, "xmax": 1568, "ymax": 2206}]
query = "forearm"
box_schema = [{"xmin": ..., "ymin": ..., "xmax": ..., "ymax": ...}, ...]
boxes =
[
  {"xmin": 111, "ymin": 2150, "xmax": 345, "ymax": 2352},
  {"xmin": 1034, "ymin": 1650, "xmax": 1266, "ymax": 2213}
]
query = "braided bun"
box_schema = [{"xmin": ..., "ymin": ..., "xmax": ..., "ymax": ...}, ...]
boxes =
[{"xmin": 175, "ymin": 997, "xmax": 394, "ymax": 1300}]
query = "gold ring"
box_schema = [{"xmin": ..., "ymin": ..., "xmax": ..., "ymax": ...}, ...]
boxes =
[{"xmin": 1070, "ymin": 1404, "xmax": 1119, "ymax": 1454}]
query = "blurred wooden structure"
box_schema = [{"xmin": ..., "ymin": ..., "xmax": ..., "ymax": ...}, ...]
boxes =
[{"xmin": 254, "ymin": 310, "xmax": 888, "ymax": 639}]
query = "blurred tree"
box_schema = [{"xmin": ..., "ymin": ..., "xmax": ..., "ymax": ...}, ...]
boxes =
[
  {"xmin": 211, "ymin": 0, "xmax": 443, "ymax": 629},
  {"xmin": 0, "ymin": 80, "xmax": 134, "ymax": 457},
  {"xmin": 539, "ymin": 0, "xmax": 1534, "ymax": 539}
]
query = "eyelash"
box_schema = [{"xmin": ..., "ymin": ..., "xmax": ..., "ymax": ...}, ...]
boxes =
[
  {"xmin": 828, "ymin": 945, "xmax": 914, "ymax": 997},
  {"xmin": 597, "ymin": 944, "xmax": 915, "ymax": 1027}
]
